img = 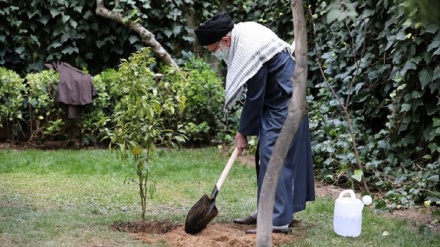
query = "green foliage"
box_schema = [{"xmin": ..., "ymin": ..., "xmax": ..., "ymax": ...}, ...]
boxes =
[
  {"xmin": 179, "ymin": 57, "xmax": 229, "ymax": 144},
  {"xmin": 115, "ymin": 0, "xmax": 217, "ymax": 63},
  {"xmin": 0, "ymin": 55, "xmax": 230, "ymax": 146},
  {"xmin": 25, "ymin": 70, "xmax": 65, "ymax": 142},
  {"xmin": 80, "ymin": 69, "xmax": 119, "ymax": 146},
  {"xmin": 0, "ymin": 0, "xmax": 298, "ymax": 76},
  {"xmin": 0, "ymin": 68, "xmax": 26, "ymax": 124},
  {"xmin": 399, "ymin": 0, "xmax": 440, "ymax": 26},
  {"xmin": 108, "ymin": 48, "xmax": 187, "ymax": 151},
  {"xmin": 0, "ymin": 67, "xmax": 27, "ymax": 139},
  {"xmin": 309, "ymin": 0, "xmax": 440, "ymax": 208},
  {"xmin": 106, "ymin": 47, "xmax": 187, "ymax": 221},
  {"xmin": 325, "ymin": 0, "xmax": 358, "ymax": 23},
  {"xmin": 227, "ymin": 0, "xmax": 294, "ymax": 42},
  {"xmin": 0, "ymin": 0, "xmax": 138, "ymax": 75}
]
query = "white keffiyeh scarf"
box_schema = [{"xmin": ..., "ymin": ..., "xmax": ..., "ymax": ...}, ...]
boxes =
[{"xmin": 224, "ymin": 22, "xmax": 293, "ymax": 111}]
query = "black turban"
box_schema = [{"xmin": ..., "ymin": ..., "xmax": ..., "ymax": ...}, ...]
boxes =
[{"xmin": 194, "ymin": 13, "xmax": 234, "ymax": 46}]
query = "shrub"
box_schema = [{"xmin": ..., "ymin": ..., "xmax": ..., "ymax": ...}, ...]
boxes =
[
  {"xmin": 80, "ymin": 69, "xmax": 119, "ymax": 146},
  {"xmin": 25, "ymin": 70, "xmax": 65, "ymax": 143},
  {"xmin": 0, "ymin": 67, "xmax": 27, "ymax": 140}
]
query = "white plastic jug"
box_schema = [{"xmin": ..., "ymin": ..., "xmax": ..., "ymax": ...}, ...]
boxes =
[{"xmin": 333, "ymin": 189, "xmax": 364, "ymax": 237}]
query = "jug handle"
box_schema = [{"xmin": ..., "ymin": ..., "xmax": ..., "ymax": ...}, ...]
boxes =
[{"xmin": 338, "ymin": 189, "xmax": 356, "ymax": 200}]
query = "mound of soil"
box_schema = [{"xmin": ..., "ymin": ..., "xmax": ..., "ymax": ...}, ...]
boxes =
[{"xmin": 112, "ymin": 220, "xmax": 297, "ymax": 247}]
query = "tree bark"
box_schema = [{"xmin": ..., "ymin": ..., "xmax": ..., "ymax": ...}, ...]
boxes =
[
  {"xmin": 256, "ymin": 0, "xmax": 308, "ymax": 246},
  {"xmin": 95, "ymin": 0, "xmax": 179, "ymax": 69}
]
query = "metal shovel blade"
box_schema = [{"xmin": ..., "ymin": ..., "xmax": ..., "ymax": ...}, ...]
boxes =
[
  {"xmin": 184, "ymin": 148, "xmax": 238, "ymax": 235},
  {"xmin": 184, "ymin": 194, "xmax": 218, "ymax": 234}
]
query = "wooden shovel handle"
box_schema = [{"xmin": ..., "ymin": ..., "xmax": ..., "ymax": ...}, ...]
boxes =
[{"xmin": 215, "ymin": 147, "xmax": 239, "ymax": 192}]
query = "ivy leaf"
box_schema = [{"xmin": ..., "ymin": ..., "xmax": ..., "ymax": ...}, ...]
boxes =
[
  {"xmin": 352, "ymin": 169, "xmax": 363, "ymax": 182},
  {"xmin": 395, "ymin": 30, "xmax": 407, "ymax": 41},
  {"xmin": 400, "ymin": 103, "xmax": 411, "ymax": 112},
  {"xmin": 412, "ymin": 91, "xmax": 422, "ymax": 98},
  {"xmin": 168, "ymin": 8, "xmax": 182, "ymax": 21},
  {"xmin": 401, "ymin": 60, "xmax": 417, "ymax": 77},
  {"xmin": 30, "ymin": 35, "xmax": 40, "ymax": 46},
  {"xmin": 39, "ymin": 15, "xmax": 50, "ymax": 25},
  {"xmin": 15, "ymin": 46, "xmax": 26, "ymax": 54},
  {"xmin": 70, "ymin": 20, "xmax": 78, "ymax": 29},
  {"xmin": 73, "ymin": 6, "xmax": 83, "ymax": 13},
  {"xmin": 128, "ymin": 35, "xmax": 139, "ymax": 44},
  {"xmin": 433, "ymin": 69, "xmax": 440, "ymax": 81},
  {"xmin": 427, "ymin": 175, "xmax": 439, "ymax": 183},
  {"xmin": 378, "ymin": 140, "xmax": 390, "ymax": 149},
  {"xmin": 326, "ymin": 145, "xmax": 335, "ymax": 153},
  {"xmin": 173, "ymin": 25, "xmax": 182, "ymax": 36},
  {"xmin": 419, "ymin": 69, "xmax": 433, "ymax": 89},
  {"xmin": 27, "ymin": 10, "xmax": 39, "ymax": 19},
  {"xmin": 374, "ymin": 199, "xmax": 387, "ymax": 210},
  {"xmin": 320, "ymin": 104, "xmax": 329, "ymax": 113},
  {"xmin": 95, "ymin": 40, "xmax": 105, "ymax": 48},
  {"xmin": 363, "ymin": 9, "xmax": 375, "ymax": 18},
  {"xmin": 385, "ymin": 18, "xmax": 395, "ymax": 29},
  {"xmin": 425, "ymin": 24, "xmax": 439, "ymax": 34},
  {"xmin": 433, "ymin": 118, "xmax": 440, "ymax": 128},
  {"xmin": 421, "ymin": 52, "xmax": 433, "ymax": 65},
  {"xmin": 61, "ymin": 46, "xmax": 78, "ymax": 55},
  {"xmin": 60, "ymin": 33, "xmax": 71, "ymax": 42},
  {"xmin": 428, "ymin": 142, "xmax": 439, "ymax": 153},
  {"xmin": 62, "ymin": 14, "xmax": 70, "ymax": 23},
  {"xmin": 428, "ymin": 80, "xmax": 440, "ymax": 94},
  {"xmin": 48, "ymin": 42, "xmax": 62, "ymax": 49},
  {"xmin": 354, "ymin": 82, "xmax": 363, "ymax": 94},
  {"xmin": 427, "ymin": 40, "xmax": 440, "ymax": 51},
  {"xmin": 50, "ymin": 8, "xmax": 61, "ymax": 18},
  {"xmin": 326, "ymin": 8, "xmax": 340, "ymax": 24},
  {"xmin": 163, "ymin": 30, "xmax": 173, "ymax": 38},
  {"xmin": 368, "ymin": 70, "xmax": 380, "ymax": 81},
  {"xmin": 426, "ymin": 100, "xmax": 440, "ymax": 115},
  {"xmin": 385, "ymin": 35, "xmax": 395, "ymax": 51},
  {"xmin": 434, "ymin": 47, "xmax": 440, "ymax": 56}
]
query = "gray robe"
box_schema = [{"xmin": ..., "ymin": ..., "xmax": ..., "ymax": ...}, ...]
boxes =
[{"xmin": 238, "ymin": 51, "xmax": 315, "ymax": 226}]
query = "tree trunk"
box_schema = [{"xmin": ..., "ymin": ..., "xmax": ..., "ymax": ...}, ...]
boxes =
[
  {"xmin": 95, "ymin": 0, "xmax": 179, "ymax": 69},
  {"xmin": 256, "ymin": 0, "xmax": 308, "ymax": 246}
]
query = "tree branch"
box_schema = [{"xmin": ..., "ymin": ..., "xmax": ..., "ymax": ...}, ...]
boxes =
[{"xmin": 95, "ymin": 0, "xmax": 179, "ymax": 69}]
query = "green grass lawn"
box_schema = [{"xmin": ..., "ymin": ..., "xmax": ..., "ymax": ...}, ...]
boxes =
[{"xmin": 0, "ymin": 148, "xmax": 438, "ymax": 247}]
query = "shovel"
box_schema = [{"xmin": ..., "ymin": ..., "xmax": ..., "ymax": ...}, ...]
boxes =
[{"xmin": 184, "ymin": 147, "xmax": 239, "ymax": 234}]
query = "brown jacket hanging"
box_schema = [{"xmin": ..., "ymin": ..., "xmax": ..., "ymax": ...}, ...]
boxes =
[{"xmin": 45, "ymin": 62, "xmax": 97, "ymax": 119}]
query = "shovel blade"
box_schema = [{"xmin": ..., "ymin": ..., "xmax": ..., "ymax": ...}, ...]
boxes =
[{"xmin": 184, "ymin": 194, "xmax": 218, "ymax": 234}]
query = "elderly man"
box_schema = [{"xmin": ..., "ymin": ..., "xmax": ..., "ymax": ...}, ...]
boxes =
[{"xmin": 194, "ymin": 12, "xmax": 315, "ymax": 234}]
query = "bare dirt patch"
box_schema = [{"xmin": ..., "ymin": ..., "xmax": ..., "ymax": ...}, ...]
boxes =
[{"xmin": 113, "ymin": 221, "xmax": 296, "ymax": 247}]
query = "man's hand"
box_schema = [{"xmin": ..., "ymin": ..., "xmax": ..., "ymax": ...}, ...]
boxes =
[{"xmin": 234, "ymin": 132, "xmax": 248, "ymax": 155}]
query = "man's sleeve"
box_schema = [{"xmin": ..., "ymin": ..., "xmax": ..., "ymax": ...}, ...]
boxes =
[{"xmin": 238, "ymin": 64, "xmax": 267, "ymax": 136}]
